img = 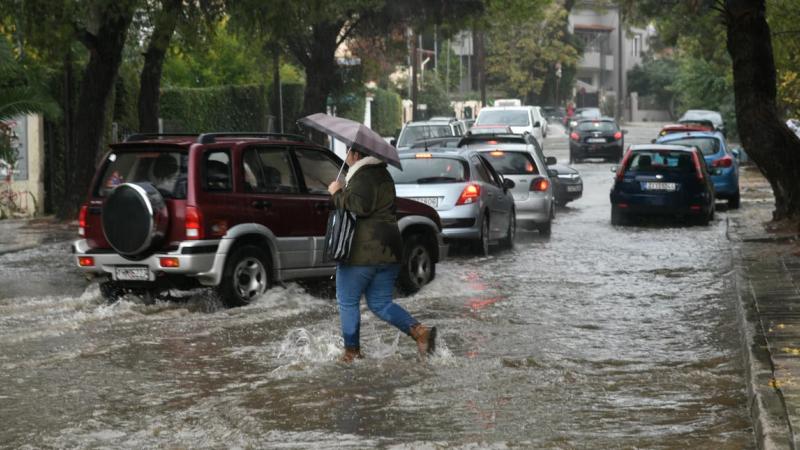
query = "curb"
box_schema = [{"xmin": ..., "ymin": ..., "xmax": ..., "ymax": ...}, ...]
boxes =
[{"xmin": 729, "ymin": 216, "xmax": 797, "ymax": 449}]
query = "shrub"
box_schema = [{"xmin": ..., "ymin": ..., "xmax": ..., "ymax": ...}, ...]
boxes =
[
  {"xmin": 160, "ymin": 84, "xmax": 270, "ymax": 132},
  {"xmin": 371, "ymin": 88, "xmax": 402, "ymax": 137}
]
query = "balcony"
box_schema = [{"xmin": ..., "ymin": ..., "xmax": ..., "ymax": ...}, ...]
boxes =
[{"xmin": 578, "ymin": 50, "xmax": 615, "ymax": 71}]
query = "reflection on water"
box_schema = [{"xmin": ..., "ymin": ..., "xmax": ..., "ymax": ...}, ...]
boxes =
[{"xmin": 0, "ymin": 163, "xmax": 753, "ymax": 448}]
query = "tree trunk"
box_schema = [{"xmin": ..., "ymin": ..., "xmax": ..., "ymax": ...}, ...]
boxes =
[
  {"xmin": 725, "ymin": 0, "xmax": 800, "ymax": 220},
  {"xmin": 138, "ymin": 0, "xmax": 182, "ymax": 133},
  {"xmin": 298, "ymin": 22, "xmax": 341, "ymax": 118},
  {"xmin": 62, "ymin": 2, "xmax": 135, "ymax": 218},
  {"xmin": 411, "ymin": 29, "xmax": 419, "ymax": 120}
]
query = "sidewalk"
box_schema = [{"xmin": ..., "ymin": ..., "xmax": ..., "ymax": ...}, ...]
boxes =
[
  {"xmin": 0, "ymin": 216, "xmax": 75, "ymax": 255},
  {"xmin": 730, "ymin": 165, "xmax": 800, "ymax": 449}
]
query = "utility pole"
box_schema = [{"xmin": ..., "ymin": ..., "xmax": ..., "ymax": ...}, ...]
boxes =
[
  {"xmin": 411, "ymin": 29, "xmax": 419, "ymax": 121},
  {"xmin": 555, "ymin": 62, "xmax": 562, "ymax": 107},
  {"xmin": 616, "ymin": 8, "xmax": 624, "ymax": 122}
]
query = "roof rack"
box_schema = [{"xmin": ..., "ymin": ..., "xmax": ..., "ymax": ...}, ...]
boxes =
[
  {"xmin": 124, "ymin": 133, "xmax": 198, "ymax": 142},
  {"xmin": 196, "ymin": 132, "xmax": 306, "ymax": 144}
]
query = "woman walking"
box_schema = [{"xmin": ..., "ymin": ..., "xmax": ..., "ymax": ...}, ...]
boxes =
[{"xmin": 328, "ymin": 148, "xmax": 437, "ymax": 363}]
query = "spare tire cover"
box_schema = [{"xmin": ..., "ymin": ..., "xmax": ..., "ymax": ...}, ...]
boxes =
[{"xmin": 102, "ymin": 182, "xmax": 169, "ymax": 257}]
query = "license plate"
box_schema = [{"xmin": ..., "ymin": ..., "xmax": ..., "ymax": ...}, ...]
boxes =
[
  {"xmin": 567, "ymin": 185, "xmax": 582, "ymax": 192},
  {"xmin": 587, "ymin": 138, "xmax": 606, "ymax": 143},
  {"xmin": 409, "ymin": 197, "xmax": 439, "ymax": 208},
  {"xmin": 115, "ymin": 266, "xmax": 150, "ymax": 281},
  {"xmin": 643, "ymin": 182, "xmax": 678, "ymax": 191}
]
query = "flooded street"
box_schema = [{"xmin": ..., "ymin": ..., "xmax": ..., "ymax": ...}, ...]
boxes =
[{"xmin": 0, "ymin": 124, "xmax": 753, "ymax": 448}]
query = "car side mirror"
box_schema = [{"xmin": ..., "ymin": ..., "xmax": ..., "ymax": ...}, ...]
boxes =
[
  {"xmin": 548, "ymin": 169, "xmax": 558, "ymax": 178},
  {"xmin": 390, "ymin": 138, "xmax": 397, "ymax": 147},
  {"xmin": 651, "ymin": 138, "xmax": 656, "ymax": 144},
  {"xmin": 731, "ymin": 147, "xmax": 741, "ymax": 159},
  {"xmin": 503, "ymin": 178, "xmax": 516, "ymax": 190},
  {"xmin": 545, "ymin": 156, "xmax": 557, "ymax": 166},
  {"xmin": 534, "ymin": 121, "xmax": 541, "ymax": 128},
  {"xmin": 622, "ymin": 129, "xmax": 629, "ymax": 135}
]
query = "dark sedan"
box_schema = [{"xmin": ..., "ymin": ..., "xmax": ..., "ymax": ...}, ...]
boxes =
[
  {"xmin": 569, "ymin": 118, "xmax": 625, "ymax": 163},
  {"xmin": 610, "ymin": 144, "xmax": 715, "ymax": 226},
  {"xmin": 548, "ymin": 163, "xmax": 583, "ymax": 206}
]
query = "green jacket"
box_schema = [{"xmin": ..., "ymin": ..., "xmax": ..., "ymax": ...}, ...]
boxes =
[{"xmin": 332, "ymin": 158, "xmax": 402, "ymax": 265}]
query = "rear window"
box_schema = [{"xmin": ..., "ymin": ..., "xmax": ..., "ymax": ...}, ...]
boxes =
[
  {"xmin": 96, "ymin": 150, "xmax": 188, "ymax": 198},
  {"xmin": 576, "ymin": 121, "xmax": 616, "ymax": 132},
  {"xmin": 388, "ymin": 158, "xmax": 468, "ymax": 184},
  {"xmin": 625, "ymin": 151, "xmax": 696, "ymax": 173},
  {"xmin": 397, "ymin": 125, "xmax": 453, "ymax": 148},
  {"xmin": 476, "ymin": 110, "xmax": 530, "ymax": 127},
  {"xmin": 482, "ymin": 151, "xmax": 539, "ymax": 175},
  {"xmin": 663, "ymin": 137, "xmax": 720, "ymax": 156}
]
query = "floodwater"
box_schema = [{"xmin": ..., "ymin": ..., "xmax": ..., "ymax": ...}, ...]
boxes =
[{"xmin": 0, "ymin": 125, "xmax": 753, "ymax": 448}]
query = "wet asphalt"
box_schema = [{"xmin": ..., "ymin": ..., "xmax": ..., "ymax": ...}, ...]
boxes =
[{"xmin": 0, "ymin": 123, "xmax": 754, "ymax": 448}]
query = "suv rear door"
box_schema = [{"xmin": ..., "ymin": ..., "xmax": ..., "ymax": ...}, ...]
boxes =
[{"xmin": 240, "ymin": 144, "xmax": 313, "ymax": 270}]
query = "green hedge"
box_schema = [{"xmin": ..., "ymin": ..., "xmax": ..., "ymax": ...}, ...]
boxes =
[
  {"xmin": 160, "ymin": 84, "xmax": 270, "ymax": 132},
  {"xmin": 371, "ymin": 88, "xmax": 402, "ymax": 137}
]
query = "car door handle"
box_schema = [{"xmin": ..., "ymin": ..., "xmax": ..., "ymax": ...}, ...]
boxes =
[{"xmin": 251, "ymin": 200, "xmax": 272, "ymax": 209}]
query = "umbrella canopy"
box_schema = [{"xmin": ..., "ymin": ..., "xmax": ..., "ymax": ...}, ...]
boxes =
[{"xmin": 298, "ymin": 113, "xmax": 402, "ymax": 169}]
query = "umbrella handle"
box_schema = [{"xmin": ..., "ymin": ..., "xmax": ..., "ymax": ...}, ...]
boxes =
[{"xmin": 335, "ymin": 148, "xmax": 350, "ymax": 182}]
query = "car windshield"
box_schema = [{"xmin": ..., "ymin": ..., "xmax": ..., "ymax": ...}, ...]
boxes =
[
  {"xmin": 663, "ymin": 137, "xmax": 720, "ymax": 156},
  {"xmin": 576, "ymin": 121, "xmax": 616, "ymax": 132},
  {"xmin": 482, "ymin": 151, "xmax": 539, "ymax": 175},
  {"xmin": 397, "ymin": 125, "xmax": 452, "ymax": 148},
  {"xmin": 575, "ymin": 108, "xmax": 601, "ymax": 118},
  {"xmin": 625, "ymin": 151, "xmax": 696, "ymax": 173},
  {"xmin": 476, "ymin": 110, "xmax": 530, "ymax": 127},
  {"xmin": 388, "ymin": 158, "xmax": 468, "ymax": 184},
  {"xmin": 96, "ymin": 150, "xmax": 188, "ymax": 198}
]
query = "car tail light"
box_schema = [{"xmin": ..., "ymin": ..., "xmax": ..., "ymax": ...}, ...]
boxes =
[
  {"xmin": 456, "ymin": 184, "xmax": 481, "ymax": 205},
  {"xmin": 712, "ymin": 155, "xmax": 733, "ymax": 168},
  {"xmin": 691, "ymin": 151, "xmax": 705, "ymax": 181},
  {"xmin": 615, "ymin": 149, "xmax": 633, "ymax": 182},
  {"xmin": 570, "ymin": 132, "xmax": 580, "ymax": 141},
  {"xmin": 78, "ymin": 256, "xmax": 94, "ymax": 267},
  {"xmin": 78, "ymin": 204, "xmax": 88, "ymax": 237},
  {"xmin": 489, "ymin": 150, "xmax": 504, "ymax": 157},
  {"xmin": 415, "ymin": 153, "xmax": 432, "ymax": 158},
  {"xmin": 159, "ymin": 257, "xmax": 180, "ymax": 268},
  {"xmin": 613, "ymin": 131, "xmax": 623, "ymax": 140},
  {"xmin": 185, "ymin": 206, "xmax": 204, "ymax": 239},
  {"xmin": 530, "ymin": 177, "xmax": 550, "ymax": 192}
]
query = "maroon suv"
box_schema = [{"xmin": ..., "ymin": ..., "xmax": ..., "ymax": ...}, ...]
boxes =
[{"xmin": 73, "ymin": 132, "xmax": 446, "ymax": 306}]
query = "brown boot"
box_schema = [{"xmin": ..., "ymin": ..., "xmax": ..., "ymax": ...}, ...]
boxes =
[
  {"xmin": 409, "ymin": 324, "xmax": 437, "ymax": 356},
  {"xmin": 339, "ymin": 347, "xmax": 363, "ymax": 363}
]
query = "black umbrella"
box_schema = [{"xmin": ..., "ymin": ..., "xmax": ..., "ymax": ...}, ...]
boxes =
[{"xmin": 298, "ymin": 113, "xmax": 402, "ymax": 169}]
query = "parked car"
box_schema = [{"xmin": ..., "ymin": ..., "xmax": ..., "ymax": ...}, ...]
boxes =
[
  {"xmin": 474, "ymin": 106, "xmax": 545, "ymax": 146},
  {"xmin": 548, "ymin": 163, "xmax": 583, "ymax": 207},
  {"xmin": 610, "ymin": 144, "xmax": 715, "ymax": 225},
  {"xmin": 458, "ymin": 133, "xmax": 555, "ymax": 234},
  {"xmin": 428, "ymin": 116, "xmax": 468, "ymax": 135},
  {"xmin": 567, "ymin": 107, "xmax": 602, "ymax": 130},
  {"xmin": 394, "ymin": 119, "xmax": 465, "ymax": 150},
  {"xmin": 656, "ymin": 130, "xmax": 740, "ymax": 208},
  {"xmin": 494, "ymin": 98, "xmax": 522, "ymax": 106},
  {"xmin": 74, "ymin": 132, "xmax": 447, "ymax": 306},
  {"xmin": 569, "ymin": 118, "xmax": 626, "ymax": 163},
  {"xmin": 407, "ymin": 136, "xmax": 462, "ymax": 151},
  {"xmin": 541, "ymin": 106, "xmax": 566, "ymax": 127},
  {"xmin": 389, "ymin": 150, "xmax": 516, "ymax": 255},
  {"xmin": 678, "ymin": 109, "xmax": 726, "ymax": 136}
]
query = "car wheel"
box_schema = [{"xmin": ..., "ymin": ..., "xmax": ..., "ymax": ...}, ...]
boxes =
[
  {"xmin": 537, "ymin": 208, "xmax": 553, "ymax": 236},
  {"xmin": 474, "ymin": 214, "xmax": 490, "ymax": 256},
  {"xmin": 398, "ymin": 234, "xmax": 435, "ymax": 295},
  {"xmin": 556, "ymin": 199, "xmax": 569, "ymax": 207},
  {"xmin": 611, "ymin": 205, "xmax": 627, "ymax": 226},
  {"xmin": 501, "ymin": 210, "xmax": 516, "ymax": 249},
  {"xmin": 217, "ymin": 244, "xmax": 271, "ymax": 307},
  {"xmin": 99, "ymin": 280, "xmax": 124, "ymax": 304},
  {"xmin": 729, "ymin": 190, "xmax": 741, "ymax": 209}
]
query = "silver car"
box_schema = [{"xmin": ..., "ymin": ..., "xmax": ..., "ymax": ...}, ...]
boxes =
[
  {"xmin": 388, "ymin": 150, "xmax": 516, "ymax": 255},
  {"xmin": 464, "ymin": 143, "xmax": 555, "ymax": 235}
]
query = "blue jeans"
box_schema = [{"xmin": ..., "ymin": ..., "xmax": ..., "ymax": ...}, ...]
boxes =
[{"xmin": 336, "ymin": 264, "xmax": 418, "ymax": 349}]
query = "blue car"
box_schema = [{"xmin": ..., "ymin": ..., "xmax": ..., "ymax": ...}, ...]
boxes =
[
  {"xmin": 610, "ymin": 144, "xmax": 715, "ymax": 226},
  {"xmin": 656, "ymin": 130, "xmax": 740, "ymax": 208}
]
